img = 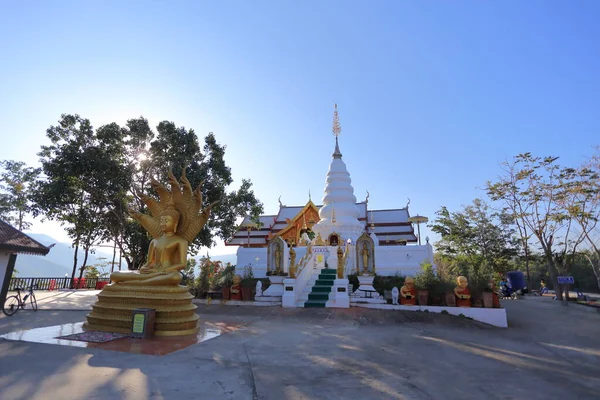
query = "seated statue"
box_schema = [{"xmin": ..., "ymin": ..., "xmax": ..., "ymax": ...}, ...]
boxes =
[
  {"xmin": 400, "ymin": 276, "xmax": 417, "ymax": 305},
  {"xmin": 85, "ymin": 168, "xmax": 218, "ymax": 337},
  {"xmin": 110, "ymin": 170, "xmax": 216, "ymax": 287},
  {"xmin": 230, "ymin": 274, "xmax": 242, "ymax": 301},
  {"xmin": 454, "ymin": 276, "xmax": 471, "ymax": 307}
]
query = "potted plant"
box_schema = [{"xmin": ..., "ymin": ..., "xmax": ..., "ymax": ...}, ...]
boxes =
[
  {"xmin": 218, "ymin": 263, "xmax": 236, "ymax": 300},
  {"xmin": 241, "ymin": 278, "xmax": 255, "ymax": 301},
  {"xmin": 415, "ymin": 263, "xmax": 440, "ymax": 306}
]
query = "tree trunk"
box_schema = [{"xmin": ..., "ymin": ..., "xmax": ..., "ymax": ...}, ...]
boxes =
[
  {"xmin": 70, "ymin": 240, "xmax": 80, "ymax": 289},
  {"xmin": 77, "ymin": 247, "xmax": 90, "ymax": 287},
  {"xmin": 584, "ymin": 253, "xmax": 600, "ymax": 292},
  {"xmin": 110, "ymin": 238, "xmax": 117, "ymax": 274}
]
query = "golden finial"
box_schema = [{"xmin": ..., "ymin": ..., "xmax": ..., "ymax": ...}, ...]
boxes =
[{"xmin": 332, "ymin": 104, "xmax": 342, "ymax": 137}]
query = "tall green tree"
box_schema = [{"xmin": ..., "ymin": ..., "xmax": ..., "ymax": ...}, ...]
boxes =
[
  {"xmin": 430, "ymin": 198, "xmax": 519, "ymax": 280},
  {"xmin": 0, "ymin": 160, "xmax": 41, "ymax": 230},
  {"xmin": 486, "ymin": 153, "xmax": 593, "ymax": 300},
  {"xmin": 34, "ymin": 114, "xmax": 132, "ymax": 285},
  {"xmin": 568, "ymin": 148, "xmax": 600, "ymax": 291}
]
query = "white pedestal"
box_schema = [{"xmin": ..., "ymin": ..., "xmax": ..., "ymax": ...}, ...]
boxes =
[
  {"xmin": 351, "ymin": 274, "xmax": 385, "ymax": 304},
  {"xmin": 330, "ymin": 278, "xmax": 350, "ymax": 308},
  {"xmin": 264, "ymin": 276, "xmax": 285, "ymax": 297},
  {"xmin": 282, "ymin": 278, "xmax": 296, "ymax": 308}
]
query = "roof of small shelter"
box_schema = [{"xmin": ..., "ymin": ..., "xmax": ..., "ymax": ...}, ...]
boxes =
[{"xmin": 0, "ymin": 220, "xmax": 50, "ymax": 256}]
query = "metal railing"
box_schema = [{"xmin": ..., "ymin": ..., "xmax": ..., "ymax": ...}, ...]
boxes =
[{"xmin": 8, "ymin": 277, "xmax": 110, "ymax": 291}]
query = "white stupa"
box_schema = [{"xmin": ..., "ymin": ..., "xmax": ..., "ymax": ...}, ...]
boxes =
[{"xmin": 312, "ymin": 105, "xmax": 364, "ymax": 243}]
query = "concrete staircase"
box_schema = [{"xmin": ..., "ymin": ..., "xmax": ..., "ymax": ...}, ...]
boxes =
[{"xmin": 302, "ymin": 268, "xmax": 337, "ymax": 308}]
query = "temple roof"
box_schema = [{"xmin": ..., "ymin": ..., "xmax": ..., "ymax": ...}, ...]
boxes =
[
  {"xmin": 0, "ymin": 220, "xmax": 50, "ymax": 256},
  {"xmin": 226, "ymin": 203, "xmax": 418, "ymax": 247}
]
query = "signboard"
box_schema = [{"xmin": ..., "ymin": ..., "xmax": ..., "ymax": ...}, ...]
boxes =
[
  {"xmin": 557, "ymin": 276, "xmax": 575, "ymax": 285},
  {"xmin": 132, "ymin": 313, "xmax": 145, "ymax": 334},
  {"xmin": 131, "ymin": 308, "xmax": 156, "ymax": 338}
]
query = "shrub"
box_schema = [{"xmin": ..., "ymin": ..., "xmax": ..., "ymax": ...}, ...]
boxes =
[{"xmin": 373, "ymin": 273, "xmax": 405, "ymax": 295}]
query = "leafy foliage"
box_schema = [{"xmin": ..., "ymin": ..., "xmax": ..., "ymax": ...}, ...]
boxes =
[
  {"xmin": 0, "ymin": 160, "xmax": 41, "ymax": 230},
  {"xmin": 430, "ymin": 198, "xmax": 519, "ymax": 279}
]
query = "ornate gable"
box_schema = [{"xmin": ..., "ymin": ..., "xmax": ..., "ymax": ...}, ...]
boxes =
[{"xmin": 275, "ymin": 200, "xmax": 320, "ymax": 245}]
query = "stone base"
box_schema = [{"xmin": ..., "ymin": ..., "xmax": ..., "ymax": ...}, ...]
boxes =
[
  {"xmin": 350, "ymin": 275, "xmax": 385, "ymax": 304},
  {"xmin": 84, "ymin": 283, "xmax": 199, "ymax": 337},
  {"xmin": 326, "ymin": 279, "xmax": 350, "ymax": 308}
]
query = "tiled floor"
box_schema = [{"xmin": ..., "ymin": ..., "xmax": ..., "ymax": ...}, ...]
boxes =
[{"xmin": 0, "ymin": 320, "xmax": 244, "ymax": 355}]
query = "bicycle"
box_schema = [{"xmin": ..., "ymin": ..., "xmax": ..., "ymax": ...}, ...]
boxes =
[{"xmin": 2, "ymin": 285, "xmax": 38, "ymax": 316}]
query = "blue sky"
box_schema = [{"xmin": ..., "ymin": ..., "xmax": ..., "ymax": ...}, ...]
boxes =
[{"xmin": 1, "ymin": 1, "xmax": 599, "ymax": 255}]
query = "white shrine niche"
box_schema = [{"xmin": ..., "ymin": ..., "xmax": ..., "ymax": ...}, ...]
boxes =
[
  {"xmin": 267, "ymin": 236, "xmax": 288, "ymax": 274},
  {"xmin": 355, "ymin": 232, "xmax": 375, "ymax": 275}
]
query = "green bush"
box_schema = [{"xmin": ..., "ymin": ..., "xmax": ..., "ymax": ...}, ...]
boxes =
[{"xmin": 373, "ymin": 274, "xmax": 405, "ymax": 295}]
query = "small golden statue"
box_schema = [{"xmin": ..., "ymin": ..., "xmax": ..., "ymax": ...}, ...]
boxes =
[
  {"xmin": 336, "ymin": 244, "xmax": 344, "ymax": 278},
  {"xmin": 454, "ymin": 276, "xmax": 472, "ymax": 307},
  {"xmin": 230, "ymin": 274, "xmax": 242, "ymax": 301},
  {"xmin": 361, "ymin": 244, "xmax": 371, "ymax": 275},
  {"xmin": 274, "ymin": 244, "xmax": 283, "ymax": 274},
  {"xmin": 315, "ymin": 232, "xmax": 325, "ymax": 246},
  {"xmin": 400, "ymin": 276, "xmax": 417, "ymax": 305},
  {"xmin": 84, "ymin": 169, "xmax": 217, "ymax": 336}
]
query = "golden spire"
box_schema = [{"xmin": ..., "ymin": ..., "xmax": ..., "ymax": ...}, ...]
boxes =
[
  {"xmin": 332, "ymin": 104, "xmax": 343, "ymax": 159},
  {"xmin": 332, "ymin": 104, "xmax": 341, "ymax": 137}
]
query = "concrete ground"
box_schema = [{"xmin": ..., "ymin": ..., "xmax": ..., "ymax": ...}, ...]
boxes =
[{"xmin": 0, "ymin": 292, "xmax": 599, "ymax": 400}]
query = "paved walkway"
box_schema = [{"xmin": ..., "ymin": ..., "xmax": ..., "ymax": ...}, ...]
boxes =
[
  {"xmin": 33, "ymin": 289, "xmax": 100, "ymax": 310},
  {"xmin": 0, "ymin": 294, "xmax": 599, "ymax": 399}
]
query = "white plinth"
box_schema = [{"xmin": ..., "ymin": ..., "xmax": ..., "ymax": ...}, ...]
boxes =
[
  {"xmin": 351, "ymin": 274, "xmax": 385, "ymax": 303},
  {"xmin": 326, "ymin": 278, "xmax": 350, "ymax": 308},
  {"xmin": 264, "ymin": 276, "xmax": 285, "ymax": 297},
  {"xmin": 282, "ymin": 278, "xmax": 296, "ymax": 308}
]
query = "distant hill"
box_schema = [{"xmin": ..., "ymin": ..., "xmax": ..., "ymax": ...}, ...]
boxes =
[{"xmin": 14, "ymin": 233, "xmax": 239, "ymax": 278}]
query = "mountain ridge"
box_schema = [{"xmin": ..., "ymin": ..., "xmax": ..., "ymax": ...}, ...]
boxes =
[{"xmin": 14, "ymin": 233, "xmax": 237, "ymax": 277}]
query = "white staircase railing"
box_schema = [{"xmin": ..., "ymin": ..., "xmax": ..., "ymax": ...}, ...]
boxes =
[{"xmin": 292, "ymin": 246, "xmax": 315, "ymax": 303}]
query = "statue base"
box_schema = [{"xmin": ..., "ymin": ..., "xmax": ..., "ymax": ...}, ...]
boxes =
[{"xmin": 83, "ymin": 283, "xmax": 199, "ymax": 336}]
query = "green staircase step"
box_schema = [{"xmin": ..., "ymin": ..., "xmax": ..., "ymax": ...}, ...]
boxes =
[
  {"xmin": 308, "ymin": 293, "xmax": 330, "ymax": 301},
  {"xmin": 311, "ymin": 285, "xmax": 332, "ymax": 293},
  {"xmin": 303, "ymin": 268, "xmax": 337, "ymax": 308},
  {"xmin": 304, "ymin": 300, "xmax": 327, "ymax": 308},
  {"xmin": 318, "ymin": 274, "xmax": 336, "ymax": 280},
  {"xmin": 315, "ymin": 279, "xmax": 334, "ymax": 286}
]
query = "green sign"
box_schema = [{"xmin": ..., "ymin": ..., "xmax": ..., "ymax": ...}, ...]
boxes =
[{"xmin": 132, "ymin": 313, "xmax": 145, "ymax": 333}]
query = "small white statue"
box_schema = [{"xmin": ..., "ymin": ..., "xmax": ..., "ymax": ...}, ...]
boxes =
[
  {"xmin": 392, "ymin": 287, "xmax": 399, "ymax": 305},
  {"xmin": 255, "ymin": 280, "xmax": 263, "ymax": 297}
]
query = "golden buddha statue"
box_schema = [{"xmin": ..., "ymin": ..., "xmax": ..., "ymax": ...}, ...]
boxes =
[
  {"xmin": 84, "ymin": 169, "xmax": 217, "ymax": 336},
  {"xmin": 400, "ymin": 276, "xmax": 417, "ymax": 305}
]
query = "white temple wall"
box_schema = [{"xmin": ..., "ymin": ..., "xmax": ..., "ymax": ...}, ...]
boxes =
[
  {"xmin": 373, "ymin": 244, "xmax": 434, "ymax": 277},
  {"xmin": 235, "ymin": 246, "xmax": 309, "ymax": 278}
]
